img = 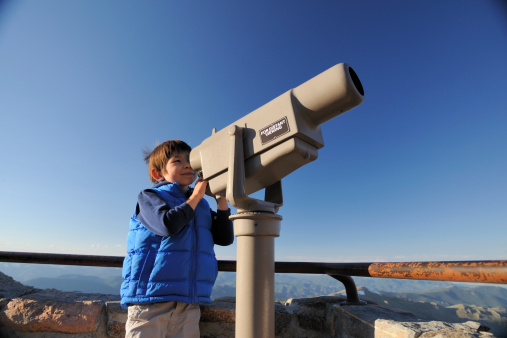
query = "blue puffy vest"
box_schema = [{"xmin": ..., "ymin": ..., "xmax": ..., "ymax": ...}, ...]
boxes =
[{"xmin": 120, "ymin": 182, "xmax": 218, "ymax": 308}]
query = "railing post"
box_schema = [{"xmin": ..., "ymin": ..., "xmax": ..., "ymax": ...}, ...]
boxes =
[{"xmin": 329, "ymin": 274, "xmax": 366, "ymax": 305}]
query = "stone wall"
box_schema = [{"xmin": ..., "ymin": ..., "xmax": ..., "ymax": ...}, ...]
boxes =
[{"xmin": 0, "ymin": 272, "xmax": 494, "ymax": 337}]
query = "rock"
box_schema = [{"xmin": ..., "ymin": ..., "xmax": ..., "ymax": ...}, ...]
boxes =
[
  {"xmin": 105, "ymin": 301, "xmax": 127, "ymax": 338},
  {"xmin": 200, "ymin": 297, "xmax": 236, "ymax": 323},
  {"xmin": 376, "ymin": 319, "xmax": 494, "ymax": 337},
  {"xmin": 274, "ymin": 302, "xmax": 292, "ymax": 336},
  {"xmin": 0, "ymin": 270, "xmax": 120, "ymax": 336},
  {"xmin": 0, "ymin": 270, "xmax": 34, "ymax": 299},
  {"xmin": 285, "ymin": 295, "xmax": 348, "ymax": 337},
  {"xmin": 0, "ymin": 289, "xmax": 119, "ymax": 334},
  {"xmin": 199, "ymin": 297, "xmax": 236, "ymax": 338},
  {"xmin": 1, "ymin": 297, "xmax": 102, "ymax": 333}
]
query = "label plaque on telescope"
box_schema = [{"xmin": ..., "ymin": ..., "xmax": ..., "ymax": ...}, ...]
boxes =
[{"xmin": 259, "ymin": 116, "xmax": 290, "ymax": 145}]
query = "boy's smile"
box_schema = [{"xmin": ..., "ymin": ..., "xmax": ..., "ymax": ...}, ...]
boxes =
[{"xmin": 155, "ymin": 152, "xmax": 197, "ymax": 187}]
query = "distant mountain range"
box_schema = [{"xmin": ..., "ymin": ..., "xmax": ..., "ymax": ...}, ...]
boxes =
[
  {"xmin": 380, "ymin": 285, "xmax": 507, "ymax": 308},
  {"xmin": 25, "ymin": 274, "xmax": 121, "ymax": 295}
]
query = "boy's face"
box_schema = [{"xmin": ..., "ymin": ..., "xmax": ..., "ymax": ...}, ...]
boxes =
[{"xmin": 155, "ymin": 152, "xmax": 197, "ymax": 187}]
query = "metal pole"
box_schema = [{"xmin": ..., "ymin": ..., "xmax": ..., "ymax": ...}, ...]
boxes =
[
  {"xmin": 0, "ymin": 251, "xmax": 124, "ymax": 267},
  {"xmin": 367, "ymin": 261, "xmax": 507, "ymax": 283},
  {"xmin": 231, "ymin": 212, "xmax": 282, "ymax": 338},
  {"xmin": 329, "ymin": 275, "xmax": 366, "ymax": 305}
]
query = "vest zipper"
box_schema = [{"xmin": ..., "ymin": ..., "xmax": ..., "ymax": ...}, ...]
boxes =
[{"xmin": 190, "ymin": 219, "xmax": 197, "ymax": 303}]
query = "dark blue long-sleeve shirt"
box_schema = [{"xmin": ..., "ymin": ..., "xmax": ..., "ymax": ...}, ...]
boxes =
[{"xmin": 135, "ymin": 181, "xmax": 234, "ymax": 246}]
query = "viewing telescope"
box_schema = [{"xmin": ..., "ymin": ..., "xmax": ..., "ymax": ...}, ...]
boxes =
[
  {"xmin": 190, "ymin": 63, "xmax": 364, "ymax": 204},
  {"xmin": 190, "ymin": 62, "xmax": 365, "ymax": 338}
]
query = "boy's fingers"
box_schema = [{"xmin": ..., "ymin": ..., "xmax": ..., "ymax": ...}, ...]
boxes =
[{"xmin": 195, "ymin": 180, "xmax": 209, "ymax": 194}]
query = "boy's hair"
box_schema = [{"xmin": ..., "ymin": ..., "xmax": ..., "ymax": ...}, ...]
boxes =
[{"xmin": 144, "ymin": 140, "xmax": 192, "ymax": 183}]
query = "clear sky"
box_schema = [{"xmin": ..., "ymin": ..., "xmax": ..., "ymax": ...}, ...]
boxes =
[{"xmin": 1, "ymin": 1, "xmax": 506, "ymax": 264}]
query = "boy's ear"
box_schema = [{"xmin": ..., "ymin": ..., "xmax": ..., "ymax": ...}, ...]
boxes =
[{"xmin": 150, "ymin": 168, "xmax": 164, "ymax": 181}]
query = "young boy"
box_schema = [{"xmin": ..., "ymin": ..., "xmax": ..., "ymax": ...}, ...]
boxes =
[{"xmin": 121, "ymin": 140, "xmax": 234, "ymax": 337}]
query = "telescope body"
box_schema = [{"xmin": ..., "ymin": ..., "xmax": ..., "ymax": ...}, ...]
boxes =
[{"xmin": 190, "ymin": 63, "xmax": 364, "ymax": 196}]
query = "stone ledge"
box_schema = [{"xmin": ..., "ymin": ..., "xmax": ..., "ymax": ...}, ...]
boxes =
[{"xmin": 0, "ymin": 271, "xmax": 494, "ymax": 337}]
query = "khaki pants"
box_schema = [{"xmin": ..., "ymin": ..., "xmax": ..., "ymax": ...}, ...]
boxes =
[{"xmin": 125, "ymin": 302, "xmax": 200, "ymax": 338}]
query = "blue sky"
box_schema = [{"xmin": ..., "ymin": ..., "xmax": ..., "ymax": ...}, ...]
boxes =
[{"xmin": 0, "ymin": 1, "xmax": 506, "ymax": 263}]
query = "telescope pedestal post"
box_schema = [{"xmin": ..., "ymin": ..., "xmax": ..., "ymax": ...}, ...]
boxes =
[
  {"xmin": 231, "ymin": 211, "xmax": 282, "ymax": 338},
  {"xmin": 225, "ymin": 124, "xmax": 283, "ymax": 337}
]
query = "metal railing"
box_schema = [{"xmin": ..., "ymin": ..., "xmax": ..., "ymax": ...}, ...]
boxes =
[{"xmin": 0, "ymin": 251, "xmax": 506, "ymax": 305}]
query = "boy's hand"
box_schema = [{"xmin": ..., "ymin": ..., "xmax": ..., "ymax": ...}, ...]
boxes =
[
  {"xmin": 204, "ymin": 183, "xmax": 229, "ymax": 211},
  {"xmin": 186, "ymin": 178, "xmax": 208, "ymax": 210}
]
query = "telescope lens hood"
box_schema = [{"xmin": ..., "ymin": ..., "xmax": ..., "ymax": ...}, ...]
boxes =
[{"xmin": 349, "ymin": 67, "xmax": 364, "ymax": 96}]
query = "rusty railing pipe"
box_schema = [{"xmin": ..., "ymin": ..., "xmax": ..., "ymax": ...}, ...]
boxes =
[{"xmin": 1, "ymin": 252, "xmax": 506, "ymax": 285}]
